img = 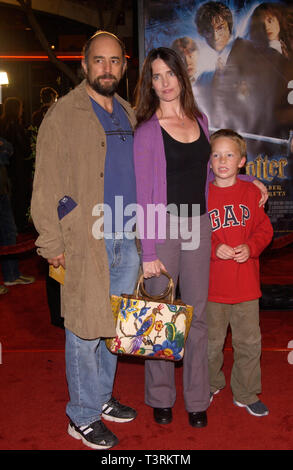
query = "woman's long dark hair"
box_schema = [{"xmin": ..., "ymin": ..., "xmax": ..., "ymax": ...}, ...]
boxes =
[{"xmin": 134, "ymin": 47, "xmax": 202, "ymax": 128}]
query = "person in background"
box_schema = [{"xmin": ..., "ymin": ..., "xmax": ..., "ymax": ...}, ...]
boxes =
[
  {"xmin": 31, "ymin": 86, "xmax": 62, "ymax": 328},
  {"xmin": 32, "ymin": 87, "xmax": 58, "ymax": 128},
  {"xmin": 194, "ymin": 1, "xmax": 267, "ymax": 134},
  {"xmin": 171, "ymin": 37, "xmax": 199, "ymax": 85},
  {"xmin": 31, "ymin": 31, "xmax": 139, "ymax": 451},
  {"xmin": 133, "ymin": 47, "xmax": 268, "ymax": 429},
  {"xmin": 0, "ymin": 97, "xmax": 31, "ymax": 232},
  {"xmin": 249, "ymin": 2, "xmax": 292, "ymax": 59},
  {"xmin": 207, "ymin": 129, "xmax": 273, "ymax": 417},
  {"xmin": 0, "ymin": 136, "xmax": 34, "ymax": 293},
  {"xmin": 248, "ymin": 2, "xmax": 293, "ymax": 138}
]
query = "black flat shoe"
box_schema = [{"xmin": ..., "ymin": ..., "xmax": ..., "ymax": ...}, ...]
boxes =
[
  {"xmin": 153, "ymin": 407, "xmax": 172, "ymax": 424},
  {"xmin": 188, "ymin": 411, "xmax": 207, "ymax": 428}
]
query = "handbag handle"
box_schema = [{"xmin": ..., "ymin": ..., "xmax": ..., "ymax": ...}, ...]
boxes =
[{"xmin": 136, "ymin": 270, "xmax": 175, "ymax": 303}]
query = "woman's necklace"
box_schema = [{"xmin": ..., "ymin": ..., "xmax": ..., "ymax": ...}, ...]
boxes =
[
  {"xmin": 158, "ymin": 108, "xmax": 185, "ymax": 126},
  {"xmin": 177, "ymin": 113, "xmax": 185, "ymax": 126}
]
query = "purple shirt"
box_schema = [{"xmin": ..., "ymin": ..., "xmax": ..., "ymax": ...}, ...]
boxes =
[{"xmin": 133, "ymin": 112, "xmax": 252, "ymax": 262}]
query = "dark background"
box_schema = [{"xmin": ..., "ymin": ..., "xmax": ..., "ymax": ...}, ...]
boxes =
[{"xmin": 0, "ymin": 0, "xmax": 140, "ymax": 126}]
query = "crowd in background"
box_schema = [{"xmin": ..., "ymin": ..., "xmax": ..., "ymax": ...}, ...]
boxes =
[{"xmin": 0, "ymin": 87, "xmax": 58, "ymax": 295}]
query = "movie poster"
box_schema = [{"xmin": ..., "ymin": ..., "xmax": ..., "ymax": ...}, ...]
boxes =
[{"xmin": 140, "ymin": 0, "xmax": 293, "ymax": 240}]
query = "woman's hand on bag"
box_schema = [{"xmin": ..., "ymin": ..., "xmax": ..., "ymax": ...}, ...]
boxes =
[{"xmin": 143, "ymin": 259, "xmax": 166, "ymax": 278}]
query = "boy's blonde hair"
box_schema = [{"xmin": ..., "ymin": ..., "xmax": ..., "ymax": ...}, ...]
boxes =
[{"xmin": 210, "ymin": 129, "xmax": 247, "ymax": 158}]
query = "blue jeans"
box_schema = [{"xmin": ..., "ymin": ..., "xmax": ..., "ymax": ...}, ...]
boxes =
[
  {"xmin": 0, "ymin": 194, "xmax": 20, "ymax": 282},
  {"xmin": 65, "ymin": 233, "xmax": 140, "ymax": 426}
]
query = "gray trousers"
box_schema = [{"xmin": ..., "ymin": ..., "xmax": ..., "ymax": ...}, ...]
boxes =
[{"xmin": 144, "ymin": 213, "xmax": 211, "ymax": 412}]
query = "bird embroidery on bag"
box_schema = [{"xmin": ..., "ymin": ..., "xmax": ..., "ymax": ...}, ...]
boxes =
[{"xmin": 129, "ymin": 305, "xmax": 164, "ymax": 354}]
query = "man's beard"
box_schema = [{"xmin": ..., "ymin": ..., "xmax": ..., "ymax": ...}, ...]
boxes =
[{"xmin": 87, "ymin": 73, "xmax": 119, "ymax": 97}]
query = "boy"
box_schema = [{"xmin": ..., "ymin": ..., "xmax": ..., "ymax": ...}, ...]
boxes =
[{"xmin": 207, "ymin": 129, "xmax": 273, "ymax": 417}]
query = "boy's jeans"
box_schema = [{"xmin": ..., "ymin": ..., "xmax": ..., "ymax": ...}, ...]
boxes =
[{"xmin": 65, "ymin": 233, "xmax": 140, "ymax": 426}]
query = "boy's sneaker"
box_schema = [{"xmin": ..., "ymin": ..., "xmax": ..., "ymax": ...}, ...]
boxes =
[
  {"xmin": 68, "ymin": 419, "xmax": 118, "ymax": 450},
  {"xmin": 210, "ymin": 389, "xmax": 220, "ymax": 403},
  {"xmin": 0, "ymin": 285, "xmax": 8, "ymax": 295},
  {"xmin": 234, "ymin": 399, "xmax": 269, "ymax": 417},
  {"xmin": 4, "ymin": 275, "xmax": 35, "ymax": 286},
  {"xmin": 102, "ymin": 397, "xmax": 137, "ymax": 423}
]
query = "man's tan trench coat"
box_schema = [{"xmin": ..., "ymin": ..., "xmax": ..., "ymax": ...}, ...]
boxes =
[{"xmin": 31, "ymin": 80, "xmax": 137, "ymax": 340}]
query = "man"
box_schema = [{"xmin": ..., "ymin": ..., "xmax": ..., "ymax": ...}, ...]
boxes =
[
  {"xmin": 32, "ymin": 87, "xmax": 58, "ymax": 128},
  {"xmin": 31, "ymin": 31, "xmax": 140, "ymax": 450},
  {"xmin": 194, "ymin": 2, "xmax": 267, "ymax": 134}
]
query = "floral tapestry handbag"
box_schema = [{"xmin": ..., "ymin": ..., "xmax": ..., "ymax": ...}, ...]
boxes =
[{"xmin": 106, "ymin": 271, "xmax": 193, "ymax": 361}]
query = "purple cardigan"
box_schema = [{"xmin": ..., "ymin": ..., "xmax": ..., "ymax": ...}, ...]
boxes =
[{"xmin": 133, "ymin": 112, "xmax": 252, "ymax": 262}]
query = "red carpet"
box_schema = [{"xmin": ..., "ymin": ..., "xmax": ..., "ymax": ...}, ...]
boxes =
[{"xmin": 0, "ymin": 242, "xmax": 293, "ymax": 453}]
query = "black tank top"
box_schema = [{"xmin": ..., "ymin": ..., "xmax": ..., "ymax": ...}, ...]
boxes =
[{"xmin": 161, "ymin": 123, "xmax": 211, "ymax": 217}]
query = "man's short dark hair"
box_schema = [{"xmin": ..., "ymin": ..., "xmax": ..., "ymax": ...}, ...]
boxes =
[{"xmin": 195, "ymin": 1, "xmax": 233, "ymax": 38}]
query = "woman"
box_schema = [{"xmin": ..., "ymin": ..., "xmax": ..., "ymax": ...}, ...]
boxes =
[
  {"xmin": 248, "ymin": 3, "xmax": 293, "ymax": 138},
  {"xmin": 133, "ymin": 47, "xmax": 267, "ymax": 428},
  {"xmin": 249, "ymin": 3, "xmax": 292, "ymax": 59}
]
